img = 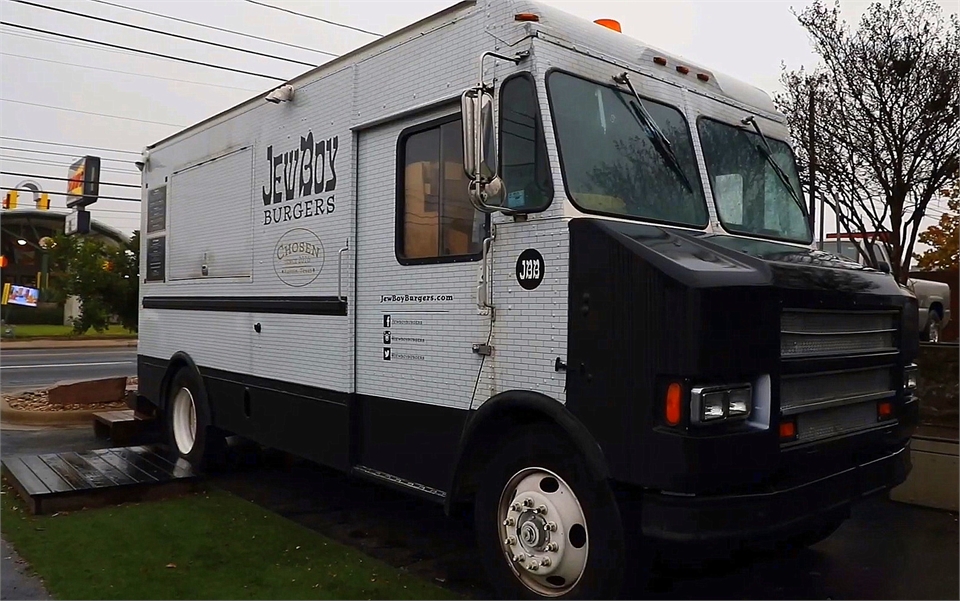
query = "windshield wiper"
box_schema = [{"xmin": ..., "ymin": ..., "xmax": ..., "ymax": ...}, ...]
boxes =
[
  {"xmin": 741, "ymin": 116, "xmax": 806, "ymax": 216},
  {"xmin": 613, "ymin": 72, "xmax": 693, "ymax": 194}
]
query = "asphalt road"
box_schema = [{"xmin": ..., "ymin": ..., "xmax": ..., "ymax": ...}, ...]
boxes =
[
  {"xmin": 1, "ymin": 426, "xmax": 957, "ymax": 600},
  {"xmin": 0, "ymin": 348, "xmax": 137, "ymax": 390}
]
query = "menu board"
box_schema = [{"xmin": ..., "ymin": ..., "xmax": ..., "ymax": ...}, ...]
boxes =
[
  {"xmin": 145, "ymin": 236, "xmax": 166, "ymax": 282},
  {"xmin": 147, "ymin": 186, "xmax": 167, "ymax": 233}
]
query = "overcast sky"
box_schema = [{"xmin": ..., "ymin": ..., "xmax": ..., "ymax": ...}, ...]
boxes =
[{"xmin": 1, "ymin": 0, "xmax": 955, "ymax": 239}]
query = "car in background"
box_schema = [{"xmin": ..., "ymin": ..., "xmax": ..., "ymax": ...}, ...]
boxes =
[{"xmin": 831, "ymin": 239, "xmax": 951, "ymax": 342}]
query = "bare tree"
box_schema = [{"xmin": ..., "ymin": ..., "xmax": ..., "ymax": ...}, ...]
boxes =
[{"xmin": 775, "ymin": 0, "xmax": 959, "ymax": 283}]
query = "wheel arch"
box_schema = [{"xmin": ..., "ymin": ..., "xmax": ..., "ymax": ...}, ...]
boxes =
[
  {"xmin": 444, "ymin": 390, "xmax": 610, "ymax": 516},
  {"xmin": 158, "ymin": 351, "xmax": 208, "ymax": 414}
]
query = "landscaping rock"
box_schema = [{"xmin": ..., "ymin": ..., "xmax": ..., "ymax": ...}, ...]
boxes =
[{"xmin": 47, "ymin": 377, "xmax": 127, "ymax": 405}]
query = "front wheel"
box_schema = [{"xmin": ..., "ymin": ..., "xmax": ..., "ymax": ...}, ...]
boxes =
[{"xmin": 474, "ymin": 425, "xmax": 626, "ymax": 599}]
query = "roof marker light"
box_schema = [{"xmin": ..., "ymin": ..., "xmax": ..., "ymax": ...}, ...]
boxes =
[
  {"xmin": 653, "ymin": 56, "xmax": 667, "ymax": 66},
  {"xmin": 515, "ymin": 13, "xmax": 539, "ymax": 22},
  {"xmin": 594, "ymin": 19, "xmax": 621, "ymax": 32},
  {"xmin": 697, "ymin": 73, "xmax": 710, "ymax": 82},
  {"xmin": 676, "ymin": 65, "xmax": 690, "ymax": 75}
]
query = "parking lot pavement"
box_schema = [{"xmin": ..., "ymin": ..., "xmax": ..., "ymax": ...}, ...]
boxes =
[{"xmin": 2, "ymin": 426, "xmax": 958, "ymax": 600}]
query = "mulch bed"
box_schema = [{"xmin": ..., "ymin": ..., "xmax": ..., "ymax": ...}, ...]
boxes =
[{"xmin": 3, "ymin": 377, "xmax": 137, "ymax": 412}]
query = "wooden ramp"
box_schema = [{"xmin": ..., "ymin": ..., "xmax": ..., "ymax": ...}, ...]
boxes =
[{"xmin": 1, "ymin": 446, "xmax": 201, "ymax": 515}]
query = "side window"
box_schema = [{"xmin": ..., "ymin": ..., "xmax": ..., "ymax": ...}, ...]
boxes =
[
  {"xmin": 398, "ymin": 116, "xmax": 486, "ymax": 263},
  {"xmin": 500, "ymin": 74, "xmax": 553, "ymax": 212}
]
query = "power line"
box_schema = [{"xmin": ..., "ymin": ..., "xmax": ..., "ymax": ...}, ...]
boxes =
[
  {"xmin": 0, "ymin": 146, "xmax": 135, "ymax": 164},
  {"xmin": 3, "ymin": 29, "xmax": 146, "ymax": 60},
  {"xmin": 1, "ymin": 52, "xmax": 264, "ymax": 93},
  {"xmin": 0, "ymin": 137, "xmax": 139, "ymax": 156},
  {"xmin": 0, "ymin": 156, "xmax": 138, "ymax": 176},
  {"xmin": 244, "ymin": 0, "xmax": 382, "ymax": 37},
  {"xmin": 1, "ymin": 186, "xmax": 139, "ymax": 202},
  {"xmin": 86, "ymin": 0, "xmax": 338, "ymax": 58},
  {"xmin": 2, "ymin": 98, "xmax": 186, "ymax": 128},
  {"xmin": 0, "ymin": 22, "xmax": 287, "ymax": 82},
  {"xmin": 12, "ymin": 0, "xmax": 318, "ymax": 69},
  {"xmin": 1, "ymin": 172, "xmax": 140, "ymax": 189}
]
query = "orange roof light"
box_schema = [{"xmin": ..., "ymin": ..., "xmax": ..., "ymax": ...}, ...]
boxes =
[
  {"xmin": 594, "ymin": 18, "xmax": 621, "ymax": 33},
  {"xmin": 515, "ymin": 13, "xmax": 540, "ymax": 22},
  {"xmin": 697, "ymin": 73, "xmax": 710, "ymax": 82},
  {"xmin": 653, "ymin": 56, "xmax": 667, "ymax": 66},
  {"xmin": 676, "ymin": 65, "xmax": 690, "ymax": 75},
  {"xmin": 665, "ymin": 382, "xmax": 682, "ymax": 426}
]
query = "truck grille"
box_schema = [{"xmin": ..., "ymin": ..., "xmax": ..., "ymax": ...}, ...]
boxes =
[
  {"xmin": 780, "ymin": 309, "xmax": 901, "ymax": 446},
  {"xmin": 781, "ymin": 310, "xmax": 897, "ymax": 358}
]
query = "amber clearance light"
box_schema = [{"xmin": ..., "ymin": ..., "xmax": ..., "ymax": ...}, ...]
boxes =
[
  {"xmin": 594, "ymin": 18, "xmax": 621, "ymax": 33},
  {"xmin": 665, "ymin": 382, "xmax": 682, "ymax": 426}
]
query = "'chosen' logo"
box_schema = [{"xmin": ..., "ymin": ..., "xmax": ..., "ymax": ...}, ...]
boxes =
[{"xmin": 274, "ymin": 228, "xmax": 325, "ymax": 287}]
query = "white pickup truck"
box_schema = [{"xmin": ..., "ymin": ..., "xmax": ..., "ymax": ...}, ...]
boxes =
[{"xmin": 833, "ymin": 240, "xmax": 952, "ymax": 342}]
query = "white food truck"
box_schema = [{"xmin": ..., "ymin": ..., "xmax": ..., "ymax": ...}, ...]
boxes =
[{"xmin": 136, "ymin": 1, "xmax": 920, "ymax": 597}]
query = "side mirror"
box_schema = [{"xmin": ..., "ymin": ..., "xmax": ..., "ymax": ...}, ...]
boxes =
[
  {"xmin": 461, "ymin": 88, "xmax": 503, "ymax": 212},
  {"xmin": 462, "ymin": 88, "xmax": 497, "ymax": 181}
]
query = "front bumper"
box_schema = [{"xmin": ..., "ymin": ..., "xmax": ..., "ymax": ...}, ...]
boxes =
[{"xmin": 639, "ymin": 443, "xmax": 911, "ymax": 544}]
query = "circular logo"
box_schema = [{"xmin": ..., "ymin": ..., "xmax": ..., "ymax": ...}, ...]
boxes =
[
  {"xmin": 274, "ymin": 228, "xmax": 325, "ymax": 287},
  {"xmin": 516, "ymin": 248, "xmax": 545, "ymax": 290}
]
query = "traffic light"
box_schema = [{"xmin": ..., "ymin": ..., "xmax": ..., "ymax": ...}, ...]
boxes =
[
  {"xmin": 2, "ymin": 190, "xmax": 17, "ymax": 209},
  {"xmin": 37, "ymin": 193, "xmax": 50, "ymax": 211}
]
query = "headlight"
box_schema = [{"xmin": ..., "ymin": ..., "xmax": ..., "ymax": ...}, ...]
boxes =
[
  {"xmin": 904, "ymin": 364, "xmax": 918, "ymax": 390},
  {"xmin": 691, "ymin": 384, "xmax": 752, "ymax": 424}
]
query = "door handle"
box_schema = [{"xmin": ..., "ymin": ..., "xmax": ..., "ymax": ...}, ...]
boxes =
[{"xmin": 337, "ymin": 239, "xmax": 349, "ymax": 303}]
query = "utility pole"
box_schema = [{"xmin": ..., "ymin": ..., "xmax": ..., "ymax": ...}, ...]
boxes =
[{"xmin": 807, "ymin": 83, "xmax": 817, "ymax": 240}]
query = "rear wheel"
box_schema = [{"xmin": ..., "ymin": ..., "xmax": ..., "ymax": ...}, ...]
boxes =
[
  {"xmin": 165, "ymin": 368, "xmax": 225, "ymax": 470},
  {"xmin": 925, "ymin": 312, "xmax": 942, "ymax": 343},
  {"xmin": 474, "ymin": 425, "xmax": 626, "ymax": 599}
]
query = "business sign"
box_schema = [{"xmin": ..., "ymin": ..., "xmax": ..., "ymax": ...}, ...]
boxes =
[
  {"xmin": 65, "ymin": 208, "xmax": 91, "ymax": 235},
  {"xmin": 66, "ymin": 155, "xmax": 101, "ymax": 208},
  {"xmin": 1, "ymin": 284, "xmax": 38, "ymax": 307}
]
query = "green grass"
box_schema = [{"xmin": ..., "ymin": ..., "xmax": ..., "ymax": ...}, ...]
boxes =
[
  {"xmin": 0, "ymin": 486, "xmax": 454, "ymax": 600},
  {"xmin": 3, "ymin": 324, "xmax": 137, "ymax": 339}
]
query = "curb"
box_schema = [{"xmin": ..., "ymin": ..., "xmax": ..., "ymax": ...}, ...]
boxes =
[
  {"xmin": 0, "ymin": 396, "xmax": 105, "ymax": 427},
  {"xmin": 0, "ymin": 339, "xmax": 138, "ymax": 350}
]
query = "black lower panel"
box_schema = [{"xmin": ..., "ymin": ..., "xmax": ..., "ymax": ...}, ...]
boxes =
[
  {"xmin": 355, "ymin": 395, "xmax": 468, "ymax": 492},
  {"xmin": 137, "ymin": 355, "xmax": 166, "ymax": 407},
  {"xmin": 137, "ymin": 355, "xmax": 464, "ymax": 491},
  {"xmin": 200, "ymin": 366, "xmax": 351, "ymax": 472}
]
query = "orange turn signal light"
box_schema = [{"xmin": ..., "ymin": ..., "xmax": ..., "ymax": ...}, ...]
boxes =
[
  {"xmin": 878, "ymin": 401, "xmax": 893, "ymax": 419},
  {"xmin": 779, "ymin": 420, "xmax": 797, "ymax": 440},
  {"xmin": 594, "ymin": 19, "xmax": 621, "ymax": 33},
  {"xmin": 676, "ymin": 65, "xmax": 690, "ymax": 75},
  {"xmin": 697, "ymin": 73, "xmax": 710, "ymax": 82},
  {"xmin": 653, "ymin": 56, "xmax": 667, "ymax": 66},
  {"xmin": 665, "ymin": 382, "xmax": 682, "ymax": 426},
  {"xmin": 515, "ymin": 13, "xmax": 540, "ymax": 22}
]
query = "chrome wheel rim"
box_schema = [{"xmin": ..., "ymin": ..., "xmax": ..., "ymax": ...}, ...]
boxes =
[
  {"xmin": 172, "ymin": 387, "xmax": 197, "ymax": 455},
  {"xmin": 497, "ymin": 467, "xmax": 588, "ymax": 597}
]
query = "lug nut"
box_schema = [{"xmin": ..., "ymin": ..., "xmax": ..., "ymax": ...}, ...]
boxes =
[
  {"xmin": 522, "ymin": 498, "xmax": 534, "ymax": 508},
  {"xmin": 504, "ymin": 536, "xmax": 516, "ymax": 546},
  {"xmin": 536, "ymin": 504, "xmax": 547, "ymax": 515},
  {"xmin": 503, "ymin": 517, "xmax": 515, "ymax": 527},
  {"xmin": 510, "ymin": 502, "xmax": 523, "ymax": 512},
  {"xmin": 545, "ymin": 521, "xmax": 558, "ymax": 532},
  {"xmin": 512, "ymin": 554, "xmax": 523, "ymax": 563},
  {"xmin": 527, "ymin": 562, "xmax": 539, "ymax": 572},
  {"xmin": 545, "ymin": 542, "xmax": 559, "ymax": 552},
  {"xmin": 540, "ymin": 557, "xmax": 552, "ymax": 567}
]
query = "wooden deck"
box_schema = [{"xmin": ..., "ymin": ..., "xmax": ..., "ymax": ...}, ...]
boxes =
[{"xmin": 1, "ymin": 446, "xmax": 201, "ymax": 515}]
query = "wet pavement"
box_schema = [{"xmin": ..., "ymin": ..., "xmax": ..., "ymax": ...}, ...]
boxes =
[{"xmin": 2, "ymin": 425, "xmax": 958, "ymax": 599}]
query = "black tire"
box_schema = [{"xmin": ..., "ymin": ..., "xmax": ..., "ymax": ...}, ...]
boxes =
[
  {"xmin": 474, "ymin": 424, "xmax": 626, "ymax": 599},
  {"xmin": 924, "ymin": 311, "xmax": 942, "ymax": 343},
  {"xmin": 164, "ymin": 367, "xmax": 226, "ymax": 471}
]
